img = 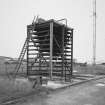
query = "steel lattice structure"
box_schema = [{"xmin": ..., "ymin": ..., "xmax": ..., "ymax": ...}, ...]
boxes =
[{"xmin": 27, "ymin": 19, "xmax": 73, "ymax": 81}]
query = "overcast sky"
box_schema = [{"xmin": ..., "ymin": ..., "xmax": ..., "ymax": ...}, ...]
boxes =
[{"xmin": 0, "ymin": 0, "xmax": 105, "ymax": 63}]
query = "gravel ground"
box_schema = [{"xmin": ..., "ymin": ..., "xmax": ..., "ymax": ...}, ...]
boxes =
[
  {"xmin": 14, "ymin": 78, "xmax": 105, "ymax": 105},
  {"xmin": 0, "ymin": 76, "xmax": 49, "ymax": 104}
]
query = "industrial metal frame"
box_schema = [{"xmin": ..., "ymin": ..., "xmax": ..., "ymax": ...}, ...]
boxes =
[{"xmin": 27, "ymin": 19, "xmax": 73, "ymax": 81}]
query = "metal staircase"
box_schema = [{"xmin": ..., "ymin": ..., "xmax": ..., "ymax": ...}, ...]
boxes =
[
  {"xmin": 13, "ymin": 38, "xmax": 27, "ymax": 78},
  {"xmin": 13, "ymin": 16, "xmax": 39, "ymax": 78}
]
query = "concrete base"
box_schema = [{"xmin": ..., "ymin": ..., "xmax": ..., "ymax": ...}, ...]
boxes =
[{"xmin": 42, "ymin": 75, "xmax": 105, "ymax": 90}]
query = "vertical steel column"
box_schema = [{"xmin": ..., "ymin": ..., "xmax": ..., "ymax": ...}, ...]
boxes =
[
  {"xmin": 93, "ymin": 0, "xmax": 96, "ymax": 65},
  {"xmin": 62, "ymin": 26, "xmax": 65, "ymax": 79},
  {"xmin": 71, "ymin": 29, "xmax": 73, "ymax": 76},
  {"xmin": 50, "ymin": 22, "xmax": 53, "ymax": 79},
  {"xmin": 65, "ymin": 28, "xmax": 67, "ymax": 81}
]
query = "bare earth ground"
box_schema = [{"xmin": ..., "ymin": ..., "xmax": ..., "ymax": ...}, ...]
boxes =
[
  {"xmin": 0, "ymin": 76, "xmax": 49, "ymax": 104},
  {"xmin": 17, "ymin": 78, "xmax": 105, "ymax": 105},
  {"xmin": 0, "ymin": 64, "xmax": 105, "ymax": 105}
]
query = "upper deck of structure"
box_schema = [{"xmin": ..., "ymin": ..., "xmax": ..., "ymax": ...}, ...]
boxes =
[{"xmin": 27, "ymin": 19, "xmax": 73, "ymax": 31}]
